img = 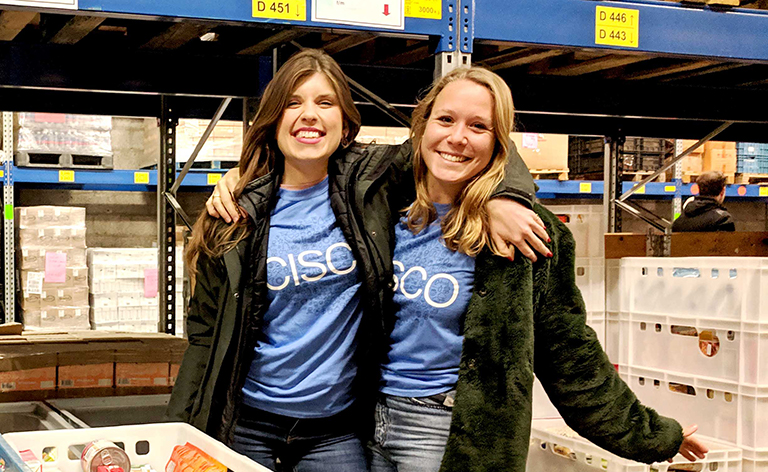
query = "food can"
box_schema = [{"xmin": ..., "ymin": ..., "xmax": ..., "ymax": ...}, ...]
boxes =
[{"xmin": 81, "ymin": 440, "xmax": 131, "ymax": 472}]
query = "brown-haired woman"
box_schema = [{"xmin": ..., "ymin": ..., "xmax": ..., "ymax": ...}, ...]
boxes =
[
  {"xmin": 168, "ymin": 49, "xmax": 547, "ymax": 471},
  {"xmin": 369, "ymin": 66, "xmax": 708, "ymax": 472}
]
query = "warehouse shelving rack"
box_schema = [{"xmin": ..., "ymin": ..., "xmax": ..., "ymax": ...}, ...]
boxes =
[{"xmin": 2, "ymin": 0, "xmax": 768, "ymax": 331}]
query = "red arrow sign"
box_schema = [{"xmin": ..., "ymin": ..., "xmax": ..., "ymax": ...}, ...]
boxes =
[{"xmin": 383, "ymin": 4, "xmax": 390, "ymax": 15}]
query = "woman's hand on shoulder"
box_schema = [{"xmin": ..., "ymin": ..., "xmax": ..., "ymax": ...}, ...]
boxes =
[
  {"xmin": 487, "ymin": 198, "xmax": 551, "ymax": 262},
  {"xmin": 670, "ymin": 425, "xmax": 708, "ymax": 462},
  {"xmin": 205, "ymin": 168, "xmax": 243, "ymax": 223}
]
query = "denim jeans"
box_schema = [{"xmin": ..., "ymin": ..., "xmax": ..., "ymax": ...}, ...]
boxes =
[
  {"xmin": 231, "ymin": 403, "xmax": 368, "ymax": 472},
  {"xmin": 369, "ymin": 394, "xmax": 454, "ymax": 472}
]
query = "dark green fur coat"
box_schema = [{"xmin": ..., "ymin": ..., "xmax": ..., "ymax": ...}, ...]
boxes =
[{"xmin": 440, "ymin": 204, "xmax": 683, "ymax": 472}]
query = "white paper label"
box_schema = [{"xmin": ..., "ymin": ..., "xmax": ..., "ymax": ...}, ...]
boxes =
[{"xmin": 26, "ymin": 272, "xmax": 44, "ymax": 295}]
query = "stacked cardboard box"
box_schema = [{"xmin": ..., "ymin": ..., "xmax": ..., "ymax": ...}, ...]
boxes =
[
  {"xmin": 0, "ymin": 331, "xmax": 187, "ymax": 397},
  {"xmin": 511, "ymin": 132, "xmax": 569, "ymax": 172},
  {"xmin": 89, "ymin": 247, "xmax": 185, "ymax": 335},
  {"xmin": 17, "ymin": 206, "xmax": 90, "ymax": 331},
  {"xmin": 677, "ymin": 140, "xmax": 737, "ymax": 175},
  {"xmin": 355, "ymin": 126, "xmax": 410, "ymax": 145}
]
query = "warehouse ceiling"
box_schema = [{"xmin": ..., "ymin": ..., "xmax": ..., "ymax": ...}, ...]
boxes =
[{"xmin": 0, "ymin": 8, "xmax": 767, "ymax": 141}]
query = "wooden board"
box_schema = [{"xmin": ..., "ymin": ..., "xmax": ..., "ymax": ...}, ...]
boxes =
[
  {"xmin": 605, "ymin": 232, "xmax": 768, "ymax": 259},
  {"xmin": 734, "ymin": 173, "xmax": 768, "ymax": 185}
]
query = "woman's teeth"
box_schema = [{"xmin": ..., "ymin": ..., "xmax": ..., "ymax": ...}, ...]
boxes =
[
  {"xmin": 439, "ymin": 152, "xmax": 469, "ymax": 162},
  {"xmin": 296, "ymin": 130, "xmax": 321, "ymax": 138}
]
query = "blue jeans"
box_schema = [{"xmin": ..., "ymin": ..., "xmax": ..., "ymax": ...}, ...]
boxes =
[
  {"xmin": 231, "ymin": 403, "xmax": 368, "ymax": 472},
  {"xmin": 369, "ymin": 394, "xmax": 453, "ymax": 472}
]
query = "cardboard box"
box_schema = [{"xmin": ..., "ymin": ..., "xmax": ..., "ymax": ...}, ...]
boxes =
[
  {"xmin": 704, "ymin": 141, "xmax": 737, "ymax": 153},
  {"xmin": 20, "ymin": 248, "xmax": 87, "ymax": 270},
  {"xmin": 15, "ymin": 206, "xmax": 86, "ymax": 229},
  {"xmin": 21, "ymin": 268, "xmax": 88, "ymax": 291},
  {"xmin": 0, "ymin": 345, "xmax": 57, "ymax": 392},
  {"xmin": 510, "ymin": 132, "xmax": 569, "ymax": 171},
  {"xmin": 23, "ymin": 306, "xmax": 90, "ymax": 330},
  {"xmin": 58, "ymin": 346, "xmax": 114, "ymax": 389},
  {"xmin": 169, "ymin": 363, "xmax": 180, "ymax": 386},
  {"xmin": 18, "ymin": 227, "xmax": 86, "ymax": 248},
  {"xmin": 115, "ymin": 362, "xmax": 169, "ymax": 387},
  {"xmin": 704, "ymin": 149, "xmax": 737, "ymax": 174}
]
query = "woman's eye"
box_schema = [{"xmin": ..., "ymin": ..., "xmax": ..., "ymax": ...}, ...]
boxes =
[
  {"xmin": 437, "ymin": 116, "xmax": 453, "ymax": 123},
  {"xmin": 472, "ymin": 123, "xmax": 489, "ymax": 130},
  {"xmin": 287, "ymin": 100, "xmax": 300, "ymax": 108},
  {"xmin": 319, "ymin": 100, "xmax": 334, "ymax": 107}
]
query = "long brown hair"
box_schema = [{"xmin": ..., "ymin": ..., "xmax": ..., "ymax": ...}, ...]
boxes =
[
  {"xmin": 185, "ymin": 49, "xmax": 361, "ymax": 276},
  {"xmin": 406, "ymin": 67, "xmax": 514, "ymax": 257}
]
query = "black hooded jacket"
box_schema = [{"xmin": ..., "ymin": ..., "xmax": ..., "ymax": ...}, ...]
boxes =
[{"xmin": 672, "ymin": 196, "xmax": 735, "ymax": 232}]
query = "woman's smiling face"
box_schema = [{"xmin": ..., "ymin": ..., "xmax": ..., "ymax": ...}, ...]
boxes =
[
  {"xmin": 420, "ymin": 79, "xmax": 496, "ymax": 203},
  {"xmin": 276, "ymin": 72, "xmax": 344, "ymax": 170}
]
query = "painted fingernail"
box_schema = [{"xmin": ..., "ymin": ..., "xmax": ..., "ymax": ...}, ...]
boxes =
[
  {"xmin": 547, "ymin": 252, "xmax": 553, "ymax": 258},
  {"xmin": 547, "ymin": 238, "xmax": 551, "ymax": 243},
  {"xmin": 507, "ymin": 256, "xmax": 514, "ymax": 261}
]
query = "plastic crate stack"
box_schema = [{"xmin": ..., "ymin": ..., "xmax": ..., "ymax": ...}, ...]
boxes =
[
  {"xmin": 88, "ymin": 247, "xmax": 185, "ymax": 336},
  {"xmin": 532, "ymin": 205, "xmax": 606, "ymax": 421},
  {"xmin": 568, "ymin": 137, "xmax": 672, "ymax": 178},
  {"xmin": 16, "ymin": 206, "xmax": 90, "ymax": 331},
  {"xmin": 737, "ymin": 142, "xmax": 768, "ymax": 174},
  {"xmin": 606, "ymin": 256, "xmax": 768, "ymax": 471},
  {"xmin": 15, "ymin": 113, "xmax": 112, "ymax": 159}
]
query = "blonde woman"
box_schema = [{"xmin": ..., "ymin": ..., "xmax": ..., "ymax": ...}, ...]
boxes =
[{"xmin": 369, "ymin": 67, "xmax": 708, "ymax": 472}]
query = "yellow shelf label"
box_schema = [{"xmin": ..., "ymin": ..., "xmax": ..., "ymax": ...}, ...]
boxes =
[
  {"xmin": 595, "ymin": 6, "xmax": 639, "ymax": 48},
  {"xmin": 634, "ymin": 184, "xmax": 645, "ymax": 194},
  {"xmin": 134, "ymin": 172, "xmax": 150, "ymax": 184},
  {"xmin": 405, "ymin": 0, "xmax": 441, "ymax": 19},
  {"xmin": 579, "ymin": 182, "xmax": 592, "ymax": 193},
  {"xmin": 59, "ymin": 170, "xmax": 75, "ymax": 183},
  {"xmin": 253, "ymin": 0, "xmax": 306, "ymax": 20},
  {"xmin": 760, "ymin": 187, "xmax": 768, "ymax": 197},
  {"xmin": 664, "ymin": 185, "xmax": 676, "ymax": 192},
  {"xmin": 0, "ymin": 170, "xmax": 4, "ymax": 178},
  {"xmin": 207, "ymin": 173, "xmax": 223, "ymax": 186}
]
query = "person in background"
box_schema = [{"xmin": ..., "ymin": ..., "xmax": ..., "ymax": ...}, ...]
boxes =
[{"xmin": 672, "ymin": 170, "xmax": 735, "ymax": 232}]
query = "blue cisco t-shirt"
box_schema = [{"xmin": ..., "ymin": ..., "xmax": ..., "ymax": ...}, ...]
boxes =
[
  {"xmin": 242, "ymin": 177, "xmax": 363, "ymax": 418},
  {"xmin": 381, "ymin": 203, "xmax": 476, "ymax": 397}
]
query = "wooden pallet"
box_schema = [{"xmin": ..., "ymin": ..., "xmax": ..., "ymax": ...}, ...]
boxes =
[
  {"xmin": 530, "ymin": 169, "xmax": 568, "ymax": 181},
  {"xmin": 679, "ymin": 172, "xmax": 736, "ymax": 184},
  {"xmin": 734, "ymin": 173, "xmax": 768, "ymax": 185},
  {"xmin": 16, "ymin": 151, "xmax": 114, "ymax": 169},
  {"xmin": 624, "ymin": 170, "xmax": 667, "ymax": 182}
]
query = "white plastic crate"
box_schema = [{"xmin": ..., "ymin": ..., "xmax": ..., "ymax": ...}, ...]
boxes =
[
  {"xmin": 528, "ymin": 417, "xmax": 742, "ymax": 472},
  {"xmin": 3, "ymin": 422, "xmax": 270, "ymax": 472},
  {"xmin": 587, "ymin": 311, "xmax": 606, "ymax": 348},
  {"xmin": 532, "ymin": 376, "xmax": 560, "ymax": 419},
  {"xmin": 620, "ymin": 364, "xmax": 768, "ymax": 449},
  {"xmin": 743, "ymin": 447, "xmax": 768, "ymax": 472},
  {"xmin": 618, "ymin": 257, "xmax": 768, "ymax": 321},
  {"xmin": 615, "ymin": 312, "xmax": 768, "ymax": 385},
  {"xmin": 575, "ymin": 257, "xmax": 605, "ymax": 313},
  {"xmin": 548, "ymin": 204, "xmax": 605, "ymax": 258}
]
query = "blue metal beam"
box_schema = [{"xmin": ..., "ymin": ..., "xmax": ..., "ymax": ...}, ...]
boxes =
[
  {"xmin": 475, "ymin": 0, "xmax": 768, "ymax": 63},
  {"xmin": 12, "ymin": 167, "xmax": 224, "ymax": 192},
  {"xmin": 12, "ymin": 168, "xmax": 767, "ymax": 199},
  {"xmin": 78, "ymin": 0, "xmax": 444, "ymax": 37}
]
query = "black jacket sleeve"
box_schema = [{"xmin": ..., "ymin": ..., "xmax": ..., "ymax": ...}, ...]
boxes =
[
  {"xmin": 166, "ymin": 257, "xmax": 224, "ymax": 422},
  {"xmin": 533, "ymin": 206, "xmax": 683, "ymax": 463}
]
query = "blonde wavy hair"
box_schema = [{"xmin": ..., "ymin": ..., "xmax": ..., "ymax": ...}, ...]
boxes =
[{"xmin": 406, "ymin": 67, "xmax": 514, "ymax": 257}]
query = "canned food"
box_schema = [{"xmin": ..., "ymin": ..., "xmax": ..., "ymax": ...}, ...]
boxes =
[{"xmin": 81, "ymin": 440, "xmax": 131, "ymax": 472}]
